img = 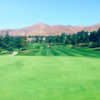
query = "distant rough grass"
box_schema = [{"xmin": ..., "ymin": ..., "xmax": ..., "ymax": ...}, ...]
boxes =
[{"xmin": 18, "ymin": 44, "xmax": 100, "ymax": 58}]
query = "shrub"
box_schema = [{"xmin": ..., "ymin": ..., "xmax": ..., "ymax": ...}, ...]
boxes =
[
  {"xmin": 0, "ymin": 50, "xmax": 9, "ymax": 54},
  {"xmin": 88, "ymin": 42, "xmax": 98, "ymax": 48}
]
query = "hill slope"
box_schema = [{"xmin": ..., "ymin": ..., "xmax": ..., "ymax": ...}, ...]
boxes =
[{"xmin": 0, "ymin": 23, "xmax": 100, "ymax": 36}]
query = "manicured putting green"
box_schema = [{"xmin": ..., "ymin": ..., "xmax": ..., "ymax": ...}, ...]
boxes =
[{"xmin": 0, "ymin": 56, "xmax": 100, "ymax": 100}]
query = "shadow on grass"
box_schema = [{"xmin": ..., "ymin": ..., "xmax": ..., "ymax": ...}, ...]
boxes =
[{"xmin": 72, "ymin": 47, "xmax": 100, "ymax": 58}]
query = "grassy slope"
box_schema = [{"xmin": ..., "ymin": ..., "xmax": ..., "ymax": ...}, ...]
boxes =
[
  {"xmin": 18, "ymin": 44, "xmax": 100, "ymax": 58},
  {"xmin": 0, "ymin": 45, "xmax": 100, "ymax": 100},
  {"xmin": 0, "ymin": 56, "xmax": 100, "ymax": 100}
]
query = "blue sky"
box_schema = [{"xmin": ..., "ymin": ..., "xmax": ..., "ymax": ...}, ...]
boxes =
[{"xmin": 0, "ymin": 0, "xmax": 100, "ymax": 29}]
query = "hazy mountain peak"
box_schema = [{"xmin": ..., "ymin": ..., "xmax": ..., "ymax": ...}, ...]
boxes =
[
  {"xmin": 33, "ymin": 23, "xmax": 49, "ymax": 26},
  {"xmin": 0, "ymin": 23, "xmax": 100, "ymax": 36}
]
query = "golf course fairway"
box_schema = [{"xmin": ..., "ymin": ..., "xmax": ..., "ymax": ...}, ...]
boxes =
[{"xmin": 0, "ymin": 56, "xmax": 100, "ymax": 100}]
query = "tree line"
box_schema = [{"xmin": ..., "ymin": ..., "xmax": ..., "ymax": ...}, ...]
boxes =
[{"xmin": 0, "ymin": 28, "xmax": 100, "ymax": 51}]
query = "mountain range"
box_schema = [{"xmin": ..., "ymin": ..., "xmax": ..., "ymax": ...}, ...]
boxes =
[{"xmin": 0, "ymin": 23, "xmax": 100, "ymax": 36}]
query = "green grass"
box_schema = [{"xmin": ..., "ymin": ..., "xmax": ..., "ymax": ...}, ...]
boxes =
[
  {"xmin": 0, "ymin": 56, "xmax": 100, "ymax": 100},
  {"xmin": 0, "ymin": 44, "xmax": 100, "ymax": 100},
  {"xmin": 18, "ymin": 44, "xmax": 100, "ymax": 58}
]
